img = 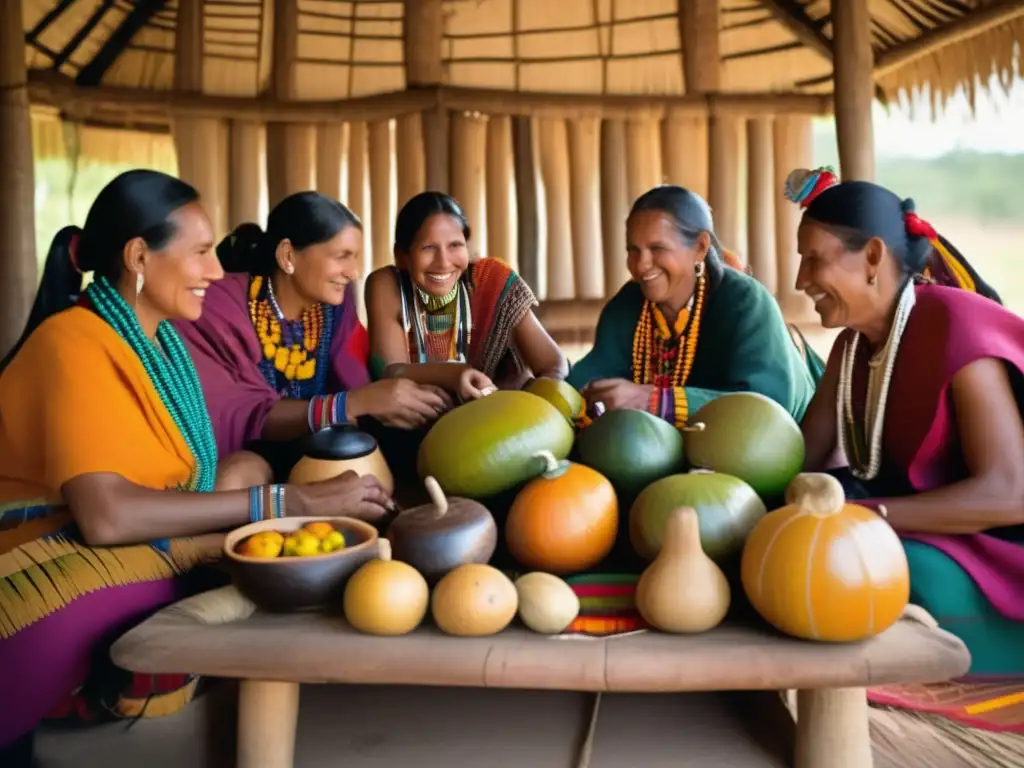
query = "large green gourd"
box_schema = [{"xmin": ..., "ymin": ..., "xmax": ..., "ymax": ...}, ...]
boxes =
[
  {"xmin": 684, "ymin": 392, "xmax": 805, "ymax": 499},
  {"xmin": 418, "ymin": 391, "xmax": 574, "ymax": 498},
  {"xmin": 576, "ymin": 409, "xmax": 685, "ymax": 496},
  {"xmin": 629, "ymin": 470, "xmax": 766, "ymax": 562}
]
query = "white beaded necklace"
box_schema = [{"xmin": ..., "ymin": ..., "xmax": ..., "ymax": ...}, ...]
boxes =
[{"xmin": 836, "ymin": 280, "xmax": 917, "ymax": 481}]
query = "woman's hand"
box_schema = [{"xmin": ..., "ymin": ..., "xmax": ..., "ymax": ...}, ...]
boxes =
[
  {"xmin": 290, "ymin": 470, "xmax": 393, "ymax": 521},
  {"xmin": 458, "ymin": 368, "xmax": 497, "ymax": 401},
  {"xmin": 347, "ymin": 379, "xmax": 452, "ymax": 429},
  {"xmin": 583, "ymin": 378, "xmax": 654, "ymax": 413}
]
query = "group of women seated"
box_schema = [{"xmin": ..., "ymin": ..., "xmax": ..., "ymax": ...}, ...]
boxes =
[{"xmin": 0, "ymin": 163, "xmax": 1021, "ymax": 763}]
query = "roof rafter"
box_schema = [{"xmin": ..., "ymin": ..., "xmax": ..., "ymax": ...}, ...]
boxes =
[
  {"xmin": 77, "ymin": 0, "xmax": 170, "ymax": 86},
  {"xmin": 51, "ymin": 0, "xmax": 116, "ymax": 70},
  {"xmin": 759, "ymin": 0, "xmax": 833, "ymax": 60}
]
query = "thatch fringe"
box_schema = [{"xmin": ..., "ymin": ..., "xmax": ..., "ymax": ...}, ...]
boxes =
[{"xmin": 31, "ymin": 107, "xmax": 177, "ymax": 171}]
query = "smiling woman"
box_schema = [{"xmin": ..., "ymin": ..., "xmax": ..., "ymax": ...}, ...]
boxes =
[
  {"xmin": 175, "ymin": 191, "xmax": 453, "ymax": 478},
  {"xmin": 567, "ymin": 184, "xmax": 818, "ymax": 428}
]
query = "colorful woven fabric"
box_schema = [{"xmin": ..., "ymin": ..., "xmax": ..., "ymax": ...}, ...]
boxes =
[
  {"xmin": 505, "ymin": 571, "xmax": 646, "ymax": 636},
  {"xmin": 869, "ymin": 681, "xmax": 1024, "ymax": 733}
]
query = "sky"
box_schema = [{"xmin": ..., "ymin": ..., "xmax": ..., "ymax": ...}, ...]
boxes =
[{"xmin": 873, "ymin": 75, "xmax": 1024, "ymax": 158}]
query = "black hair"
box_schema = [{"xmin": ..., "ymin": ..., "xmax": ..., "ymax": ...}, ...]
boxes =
[
  {"xmin": 0, "ymin": 170, "xmax": 198, "ymax": 373},
  {"xmin": 628, "ymin": 184, "xmax": 726, "ymax": 287},
  {"xmin": 394, "ymin": 191, "xmax": 471, "ymax": 255},
  {"xmin": 804, "ymin": 181, "xmax": 1001, "ymax": 303},
  {"xmin": 217, "ymin": 192, "xmax": 362, "ymax": 276}
]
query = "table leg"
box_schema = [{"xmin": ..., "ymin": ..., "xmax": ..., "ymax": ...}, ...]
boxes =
[
  {"xmin": 237, "ymin": 680, "xmax": 301, "ymax": 768},
  {"xmin": 794, "ymin": 687, "xmax": 872, "ymax": 768}
]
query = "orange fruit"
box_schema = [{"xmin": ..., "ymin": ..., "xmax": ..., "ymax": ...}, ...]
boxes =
[
  {"xmin": 237, "ymin": 530, "xmax": 285, "ymax": 559},
  {"xmin": 302, "ymin": 521, "xmax": 337, "ymax": 540}
]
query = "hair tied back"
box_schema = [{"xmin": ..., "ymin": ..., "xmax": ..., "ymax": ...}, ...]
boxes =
[{"xmin": 784, "ymin": 166, "xmax": 839, "ymax": 209}]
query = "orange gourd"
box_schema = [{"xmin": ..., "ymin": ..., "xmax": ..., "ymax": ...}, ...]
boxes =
[
  {"xmin": 505, "ymin": 450, "xmax": 618, "ymax": 575},
  {"xmin": 741, "ymin": 473, "xmax": 910, "ymax": 642}
]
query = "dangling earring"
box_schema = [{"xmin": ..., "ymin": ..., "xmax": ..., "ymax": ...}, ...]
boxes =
[
  {"xmin": 867, "ymin": 274, "xmax": 877, "ymax": 286},
  {"xmin": 285, "ymin": 264, "xmax": 295, "ymax": 275},
  {"xmin": 136, "ymin": 271, "xmax": 145, "ymax": 297},
  {"xmin": 694, "ymin": 260, "xmax": 706, "ymax": 280}
]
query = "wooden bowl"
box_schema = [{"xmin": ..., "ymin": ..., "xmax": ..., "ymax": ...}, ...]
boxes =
[
  {"xmin": 223, "ymin": 517, "xmax": 381, "ymax": 613},
  {"xmin": 290, "ymin": 425, "xmax": 395, "ymax": 495}
]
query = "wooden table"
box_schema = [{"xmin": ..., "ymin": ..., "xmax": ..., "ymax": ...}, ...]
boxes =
[{"xmin": 111, "ymin": 588, "xmax": 971, "ymax": 768}]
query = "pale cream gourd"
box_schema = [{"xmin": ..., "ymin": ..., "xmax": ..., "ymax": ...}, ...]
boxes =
[
  {"xmin": 514, "ymin": 572, "xmax": 580, "ymax": 634},
  {"xmin": 635, "ymin": 506, "xmax": 731, "ymax": 633},
  {"xmin": 343, "ymin": 539, "xmax": 429, "ymax": 636},
  {"xmin": 431, "ymin": 564, "xmax": 518, "ymax": 637},
  {"xmin": 289, "ymin": 447, "xmax": 395, "ymax": 495}
]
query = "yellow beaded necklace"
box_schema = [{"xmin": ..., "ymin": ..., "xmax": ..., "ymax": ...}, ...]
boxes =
[
  {"xmin": 248, "ymin": 275, "xmax": 322, "ymax": 382},
  {"xmin": 630, "ymin": 270, "xmax": 706, "ymax": 387}
]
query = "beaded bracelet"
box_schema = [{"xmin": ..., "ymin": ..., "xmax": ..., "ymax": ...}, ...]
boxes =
[
  {"xmin": 307, "ymin": 392, "xmax": 350, "ymax": 433},
  {"xmin": 248, "ymin": 484, "xmax": 287, "ymax": 523}
]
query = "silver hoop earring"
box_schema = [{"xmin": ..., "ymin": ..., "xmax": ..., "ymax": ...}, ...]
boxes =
[{"xmin": 694, "ymin": 261, "xmax": 706, "ymax": 279}]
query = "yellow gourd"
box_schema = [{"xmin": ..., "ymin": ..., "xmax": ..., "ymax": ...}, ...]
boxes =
[
  {"xmin": 635, "ymin": 506, "xmax": 731, "ymax": 633},
  {"xmin": 343, "ymin": 540, "xmax": 429, "ymax": 636},
  {"xmin": 431, "ymin": 564, "xmax": 518, "ymax": 637},
  {"xmin": 514, "ymin": 572, "xmax": 580, "ymax": 634}
]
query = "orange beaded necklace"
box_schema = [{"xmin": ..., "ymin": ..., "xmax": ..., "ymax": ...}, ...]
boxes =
[{"xmin": 630, "ymin": 268, "xmax": 706, "ymax": 387}]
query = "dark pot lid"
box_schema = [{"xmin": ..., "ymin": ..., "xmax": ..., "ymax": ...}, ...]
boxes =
[{"xmin": 302, "ymin": 424, "xmax": 378, "ymax": 461}]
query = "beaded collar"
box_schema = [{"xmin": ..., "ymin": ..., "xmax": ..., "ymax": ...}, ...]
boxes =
[
  {"xmin": 248, "ymin": 276, "xmax": 334, "ymax": 399},
  {"xmin": 631, "ymin": 273, "xmax": 707, "ymax": 388},
  {"xmin": 396, "ymin": 268, "xmax": 471, "ymax": 364},
  {"xmin": 85, "ymin": 277, "xmax": 218, "ymax": 493},
  {"xmin": 414, "ymin": 281, "xmax": 459, "ymax": 312}
]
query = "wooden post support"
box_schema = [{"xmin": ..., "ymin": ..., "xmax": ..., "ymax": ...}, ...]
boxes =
[
  {"xmin": 229, "ymin": 121, "xmax": 265, "ymax": 228},
  {"xmin": 423, "ymin": 107, "xmax": 450, "ymax": 192},
  {"xmin": 661, "ymin": 112, "xmax": 709, "ymax": 199},
  {"xmin": 347, "ymin": 121, "xmax": 371, "ymax": 321},
  {"xmin": 746, "ymin": 117, "xmax": 777, "ymax": 295},
  {"xmin": 832, "ymin": 0, "xmax": 876, "ymax": 181},
  {"xmin": 773, "ymin": 115, "xmax": 815, "ymax": 321},
  {"xmin": 709, "ymin": 114, "xmax": 743, "ymax": 252},
  {"xmin": 795, "ymin": 688, "xmax": 873, "ymax": 768},
  {"xmin": 450, "ymin": 112, "xmax": 488, "ymax": 259},
  {"xmin": 368, "ymin": 119, "xmax": 394, "ymax": 271},
  {"xmin": 486, "ymin": 115, "xmax": 516, "ymax": 268},
  {"xmin": 395, "ymin": 112, "xmax": 425, "ymax": 208},
  {"xmin": 512, "ymin": 116, "xmax": 541, "ymax": 293},
  {"xmin": 403, "ymin": 0, "xmax": 448, "ymax": 193},
  {"xmin": 600, "ymin": 119, "xmax": 630, "ymax": 297},
  {"xmin": 237, "ymin": 680, "xmax": 300, "ymax": 768},
  {"xmin": 0, "ymin": 0, "xmax": 36, "ymax": 358},
  {"xmin": 625, "ymin": 116, "xmax": 662, "ymax": 205},
  {"xmin": 567, "ymin": 117, "xmax": 605, "ymax": 300},
  {"xmin": 537, "ymin": 118, "xmax": 575, "ymax": 301},
  {"xmin": 316, "ymin": 123, "xmax": 347, "ymax": 201}
]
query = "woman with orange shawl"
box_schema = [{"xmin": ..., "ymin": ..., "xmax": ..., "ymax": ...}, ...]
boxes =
[
  {"xmin": 0, "ymin": 171, "xmax": 392, "ymax": 766},
  {"xmin": 365, "ymin": 191, "xmax": 568, "ymax": 399}
]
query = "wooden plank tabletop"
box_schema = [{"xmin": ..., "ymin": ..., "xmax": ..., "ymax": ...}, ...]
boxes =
[{"xmin": 111, "ymin": 589, "xmax": 971, "ymax": 693}]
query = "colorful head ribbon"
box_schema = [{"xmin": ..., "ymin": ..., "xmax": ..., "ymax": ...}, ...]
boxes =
[
  {"xmin": 905, "ymin": 207, "xmax": 977, "ymax": 293},
  {"xmin": 783, "ymin": 167, "xmax": 839, "ymax": 209}
]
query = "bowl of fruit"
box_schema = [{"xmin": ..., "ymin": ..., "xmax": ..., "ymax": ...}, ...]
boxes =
[{"xmin": 223, "ymin": 517, "xmax": 381, "ymax": 612}]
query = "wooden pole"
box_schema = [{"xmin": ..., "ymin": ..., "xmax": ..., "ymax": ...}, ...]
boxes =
[
  {"xmin": 395, "ymin": 112, "xmax": 425, "ymax": 208},
  {"xmin": 368, "ymin": 119, "xmax": 393, "ymax": 271},
  {"xmin": 832, "ymin": 0, "xmax": 876, "ymax": 181},
  {"xmin": 746, "ymin": 117, "xmax": 777, "ymax": 295},
  {"xmin": 449, "ymin": 112, "xmax": 488, "ymax": 259},
  {"xmin": 0, "ymin": 0, "xmax": 35, "ymax": 358},
  {"xmin": 403, "ymin": 0, "xmax": 444, "ymax": 88},
  {"xmin": 537, "ymin": 118, "xmax": 575, "ymax": 300},
  {"xmin": 625, "ymin": 116, "xmax": 662, "ymax": 205},
  {"xmin": 423, "ymin": 107, "xmax": 450, "ymax": 191},
  {"xmin": 348, "ymin": 121, "xmax": 371, "ymax": 320},
  {"xmin": 316, "ymin": 123, "xmax": 347, "ymax": 201},
  {"xmin": 512, "ymin": 116, "xmax": 541, "ymax": 293},
  {"xmin": 661, "ymin": 113, "xmax": 709, "ymax": 198},
  {"xmin": 485, "ymin": 115, "xmax": 516, "ymax": 268},
  {"xmin": 773, "ymin": 115, "xmax": 815, "ymax": 321},
  {"xmin": 229, "ymin": 121, "xmax": 265, "ymax": 228},
  {"xmin": 709, "ymin": 115, "xmax": 743, "ymax": 252},
  {"xmin": 600, "ymin": 119, "xmax": 630, "ymax": 297},
  {"xmin": 567, "ymin": 118, "xmax": 604, "ymax": 300}
]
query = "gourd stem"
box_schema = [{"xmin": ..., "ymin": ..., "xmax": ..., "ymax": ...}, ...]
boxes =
[
  {"xmin": 423, "ymin": 476, "xmax": 449, "ymax": 518},
  {"xmin": 680, "ymin": 422, "xmax": 706, "ymax": 433},
  {"xmin": 532, "ymin": 450, "xmax": 562, "ymax": 476},
  {"xmin": 377, "ymin": 537, "xmax": 392, "ymax": 562},
  {"xmin": 688, "ymin": 468, "xmax": 715, "ymax": 475}
]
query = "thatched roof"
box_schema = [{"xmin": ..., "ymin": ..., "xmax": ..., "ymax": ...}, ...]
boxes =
[{"xmin": 21, "ymin": 0, "xmax": 1024, "ymax": 105}]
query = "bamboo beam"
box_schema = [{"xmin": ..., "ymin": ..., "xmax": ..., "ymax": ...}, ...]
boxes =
[
  {"xmin": 874, "ymin": 0, "xmax": 1024, "ymax": 78},
  {"xmin": 600, "ymin": 120, "xmax": 630, "ymax": 297},
  {"xmin": 449, "ymin": 112, "xmax": 488, "ymax": 259},
  {"xmin": 26, "ymin": 72, "xmax": 834, "ymax": 128},
  {"xmin": 485, "ymin": 115, "xmax": 516, "ymax": 267},
  {"xmin": 832, "ymin": 0, "xmax": 875, "ymax": 181},
  {"xmin": 368, "ymin": 119, "xmax": 393, "ymax": 271},
  {"xmin": 403, "ymin": 0, "xmax": 444, "ymax": 87},
  {"xmin": 758, "ymin": 1, "xmax": 833, "ymax": 62},
  {"xmin": 512, "ymin": 116, "xmax": 541, "ymax": 293}
]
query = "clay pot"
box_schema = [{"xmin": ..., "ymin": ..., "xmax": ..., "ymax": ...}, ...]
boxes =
[
  {"xmin": 386, "ymin": 476, "xmax": 497, "ymax": 583},
  {"xmin": 223, "ymin": 517, "xmax": 380, "ymax": 613},
  {"xmin": 289, "ymin": 424, "xmax": 395, "ymax": 495}
]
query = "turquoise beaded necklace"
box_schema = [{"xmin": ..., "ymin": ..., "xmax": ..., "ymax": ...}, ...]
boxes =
[{"xmin": 85, "ymin": 277, "xmax": 218, "ymax": 493}]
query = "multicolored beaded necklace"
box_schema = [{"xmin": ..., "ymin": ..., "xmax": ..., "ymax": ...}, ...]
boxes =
[
  {"xmin": 85, "ymin": 277, "xmax": 218, "ymax": 493},
  {"xmin": 248, "ymin": 276, "xmax": 334, "ymax": 399},
  {"xmin": 630, "ymin": 271, "xmax": 706, "ymax": 388},
  {"xmin": 397, "ymin": 269, "xmax": 472, "ymax": 364}
]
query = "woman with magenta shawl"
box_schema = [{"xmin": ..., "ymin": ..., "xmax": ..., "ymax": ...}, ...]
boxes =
[
  {"xmin": 791, "ymin": 168, "xmax": 1024, "ymax": 713},
  {"xmin": 176, "ymin": 192, "xmax": 449, "ymax": 478}
]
